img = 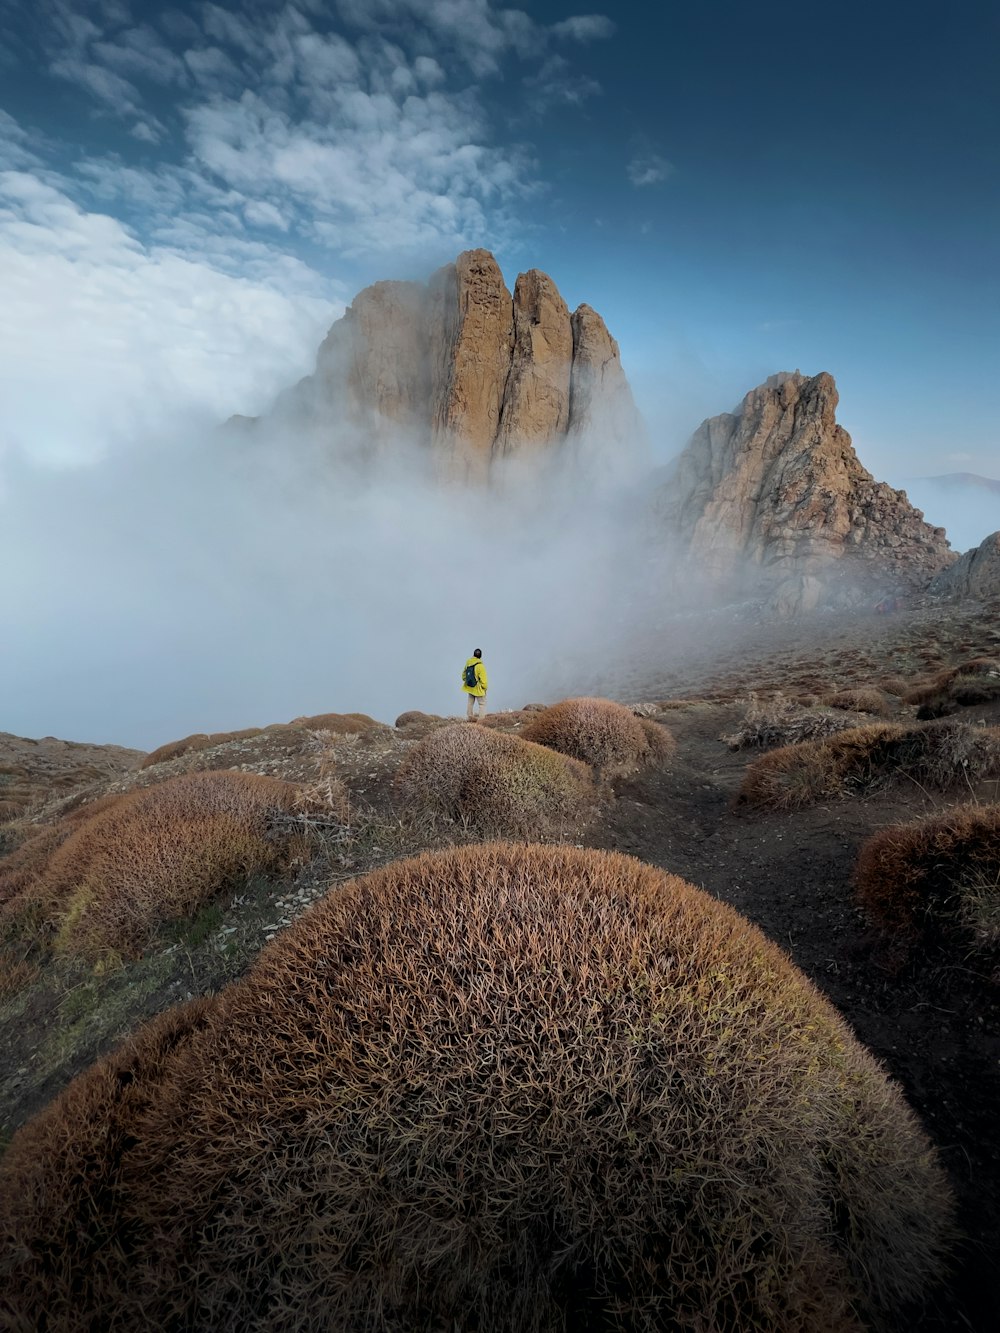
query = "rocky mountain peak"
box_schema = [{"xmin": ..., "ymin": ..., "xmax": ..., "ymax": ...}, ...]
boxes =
[
  {"xmin": 657, "ymin": 370, "xmax": 956, "ymax": 611},
  {"xmin": 268, "ymin": 248, "xmax": 645, "ymax": 483}
]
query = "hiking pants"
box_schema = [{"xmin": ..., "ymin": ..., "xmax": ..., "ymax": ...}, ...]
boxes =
[{"xmin": 466, "ymin": 694, "xmax": 487, "ymax": 721}]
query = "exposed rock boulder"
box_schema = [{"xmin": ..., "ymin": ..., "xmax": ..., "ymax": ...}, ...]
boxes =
[
  {"xmin": 656, "ymin": 371, "xmax": 955, "ymax": 610},
  {"xmin": 929, "ymin": 531, "xmax": 1000, "ymax": 599},
  {"xmin": 260, "ymin": 250, "xmax": 644, "ymax": 483}
]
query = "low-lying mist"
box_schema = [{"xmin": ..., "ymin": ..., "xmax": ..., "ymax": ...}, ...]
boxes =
[{"xmin": 0, "ymin": 420, "xmax": 672, "ymax": 750}]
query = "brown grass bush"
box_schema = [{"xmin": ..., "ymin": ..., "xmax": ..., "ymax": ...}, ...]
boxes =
[
  {"xmin": 903, "ymin": 658, "xmax": 1000, "ymax": 716},
  {"xmin": 0, "ymin": 995, "xmax": 218, "ymax": 1326},
  {"xmin": 854, "ymin": 804, "xmax": 1000, "ymax": 958},
  {"xmin": 394, "ymin": 709, "xmax": 443, "ymax": 728},
  {"xmin": 140, "ymin": 732, "xmax": 211, "ymax": 768},
  {"xmin": 0, "ymin": 844, "xmax": 952, "ymax": 1332},
  {"xmin": 880, "ymin": 676, "xmax": 911, "ymax": 698},
  {"xmin": 0, "ymin": 795, "xmax": 125, "ymax": 920},
  {"xmin": 1, "ymin": 825, "xmax": 76, "ymax": 919},
  {"xmin": 824, "ymin": 687, "xmax": 891, "ymax": 716},
  {"xmin": 737, "ymin": 719, "xmax": 1000, "ymax": 811},
  {"xmin": 397, "ymin": 724, "xmax": 593, "ymax": 835},
  {"xmin": 291, "ymin": 711, "xmax": 388, "ymax": 734},
  {"xmin": 141, "ymin": 727, "xmax": 265, "ymax": 769},
  {"xmin": 14, "ymin": 772, "xmax": 308, "ymax": 959},
  {"xmin": 522, "ymin": 696, "xmax": 675, "ymax": 772},
  {"xmin": 722, "ymin": 693, "xmax": 859, "ymax": 751},
  {"xmin": 480, "ymin": 708, "xmax": 535, "ymax": 731}
]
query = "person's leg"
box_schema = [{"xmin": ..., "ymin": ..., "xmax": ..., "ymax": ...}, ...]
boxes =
[
  {"xmin": 478, "ymin": 694, "xmax": 487, "ymax": 721},
  {"xmin": 466, "ymin": 694, "xmax": 475, "ymax": 720}
]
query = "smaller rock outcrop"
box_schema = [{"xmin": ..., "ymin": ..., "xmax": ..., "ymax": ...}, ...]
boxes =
[
  {"xmin": 656, "ymin": 371, "xmax": 956, "ymax": 609},
  {"xmin": 929, "ymin": 531, "xmax": 1000, "ymax": 599}
]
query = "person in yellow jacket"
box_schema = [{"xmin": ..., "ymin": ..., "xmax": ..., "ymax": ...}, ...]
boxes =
[{"xmin": 461, "ymin": 648, "xmax": 488, "ymax": 721}]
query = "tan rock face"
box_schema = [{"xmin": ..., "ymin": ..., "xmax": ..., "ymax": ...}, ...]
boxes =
[
  {"xmin": 269, "ymin": 249, "xmax": 643, "ymax": 482},
  {"xmin": 494, "ymin": 269, "xmax": 572, "ymax": 459},
  {"xmin": 929, "ymin": 531, "xmax": 1000, "ymax": 599},
  {"xmin": 657, "ymin": 371, "xmax": 956, "ymax": 608},
  {"xmin": 313, "ymin": 280, "xmax": 429, "ymax": 450},
  {"xmin": 429, "ymin": 249, "xmax": 514, "ymax": 482},
  {"xmin": 568, "ymin": 306, "xmax": 640, "ymax": 441}
]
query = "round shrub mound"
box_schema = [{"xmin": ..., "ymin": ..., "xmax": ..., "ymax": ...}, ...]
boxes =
[
  {"xmin": 0, "ymin": 996, "xmax": 218, "ymax": 1327},
  {"xmin": 737, "ymin": 719, "xmax": 1000, "ymax": 811},
  {"xmin": 522, "ymin": 696, "xmax": 675, "ymax": 772},
  {"xmin": 140, "ymin": 728, "xmax": 264, "ymax": 770},
  {"xmin": 397, "ymin": 723, "xmax": 593, "ymax": 834},
  {"xmin": 290, "ymin": 711, "xmax": 388, "ymax": 735},
  {"xmin": 0, "ymin": 795, "xmax": 125, "ymax": 919},
  {"xmin": 29, "ymin": 771, "xmax": 307, "ymax": 959},
  {"xmin": 855, "ymin": 803, "xmax": 1000, "ymax": 957},
  {"xmin": 0, "ymin": 845, "xmax": 952, "ymax": 1333}
]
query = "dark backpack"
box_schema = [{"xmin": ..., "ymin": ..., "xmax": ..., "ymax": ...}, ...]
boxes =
[{"xmin": 464, "ymin": 662, "xmax": 479, "ymax": 688}]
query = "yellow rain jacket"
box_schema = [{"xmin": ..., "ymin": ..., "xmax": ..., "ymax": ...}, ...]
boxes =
[{"xmin": 461, "ymin": 657, "xmax": 488, "ymax": 697}]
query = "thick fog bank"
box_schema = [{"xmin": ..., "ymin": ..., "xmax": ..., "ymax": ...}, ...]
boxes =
[{"xmin": 0, "ymin": 424, "xmax": 670, "ymax": 750}]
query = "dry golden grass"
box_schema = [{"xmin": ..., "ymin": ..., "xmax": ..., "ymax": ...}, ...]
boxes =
[
  {"xmin": 9, "ymin": 772, "xmax": 309, "ymax": 959},
  {"xmin": 737, "ymin": 720, "xmax": 1000, "ymax": 812},
  {"xmin": 522, "ymin": 696, "xmax": 675, "ymax": 773},
  {"xmin": 0, "ymin": 844, "xmax": 952, "ymax": 1332},
  {"xmin": 824, "ymin": 687, "xmax": 891, "ymax": 716},
  {"xmin": 397, "ymin": 724, "xmax": 593, "ymax": 836},
  {"xmin": 854, "ymin": 804, "xmax": 1000, "ymax": 958},
  {"xmin": 722, "ymin": 693, "xmax": 859, "ymax": 752}
]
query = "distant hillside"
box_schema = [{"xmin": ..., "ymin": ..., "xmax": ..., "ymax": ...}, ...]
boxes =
[{"xmin": 924, "ymin": 472, "xmax": 1000, "ymax": 494}]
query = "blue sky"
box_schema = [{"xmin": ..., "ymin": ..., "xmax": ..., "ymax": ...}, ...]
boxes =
[{"xmin": 1, "ymin": 0, "xmax": 997, "ymax": 487}]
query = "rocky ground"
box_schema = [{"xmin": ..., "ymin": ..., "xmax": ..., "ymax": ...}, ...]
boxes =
[{"xmin": 1, "ymin": 591, "xmax": 998, "ymax": 1330}]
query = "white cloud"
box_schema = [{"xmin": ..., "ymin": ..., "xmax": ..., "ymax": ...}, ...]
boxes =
[
  {"xmin": 550, "ymin": 15, "xmax": 616, "ymax": 41},
  {"xmin": 243, "ymin": 198, "xmax": 290, "ymax": 230},
  {"xmin": 50, "ymin": 55, "xmax": 143, "ymax": 114},
  {"xmin": 183, "ymin": 43, "xmax": 243, "ymax": 87},
  {"xmin": 93, "ymin": 25, "xmax": 188, "ymax": 85},
  {"xmin": 0, "ymin": 169, "xmax": 338, "ymax": 470},
  {"xmin": 0, "ymin": 110, "xmax": 43, "ymax": 169},
  {"xmin": 627, "ymin": 152, "xmax": 674, "ymax": 187},
  {"xmin": 525, "ymin": 54, "xmax": 601, "ymax": 113}
]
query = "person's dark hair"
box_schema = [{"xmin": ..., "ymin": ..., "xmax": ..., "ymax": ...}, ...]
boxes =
[{"xmin": 473, "ymin": 649, "xmax": 482, "ymax": 659}]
